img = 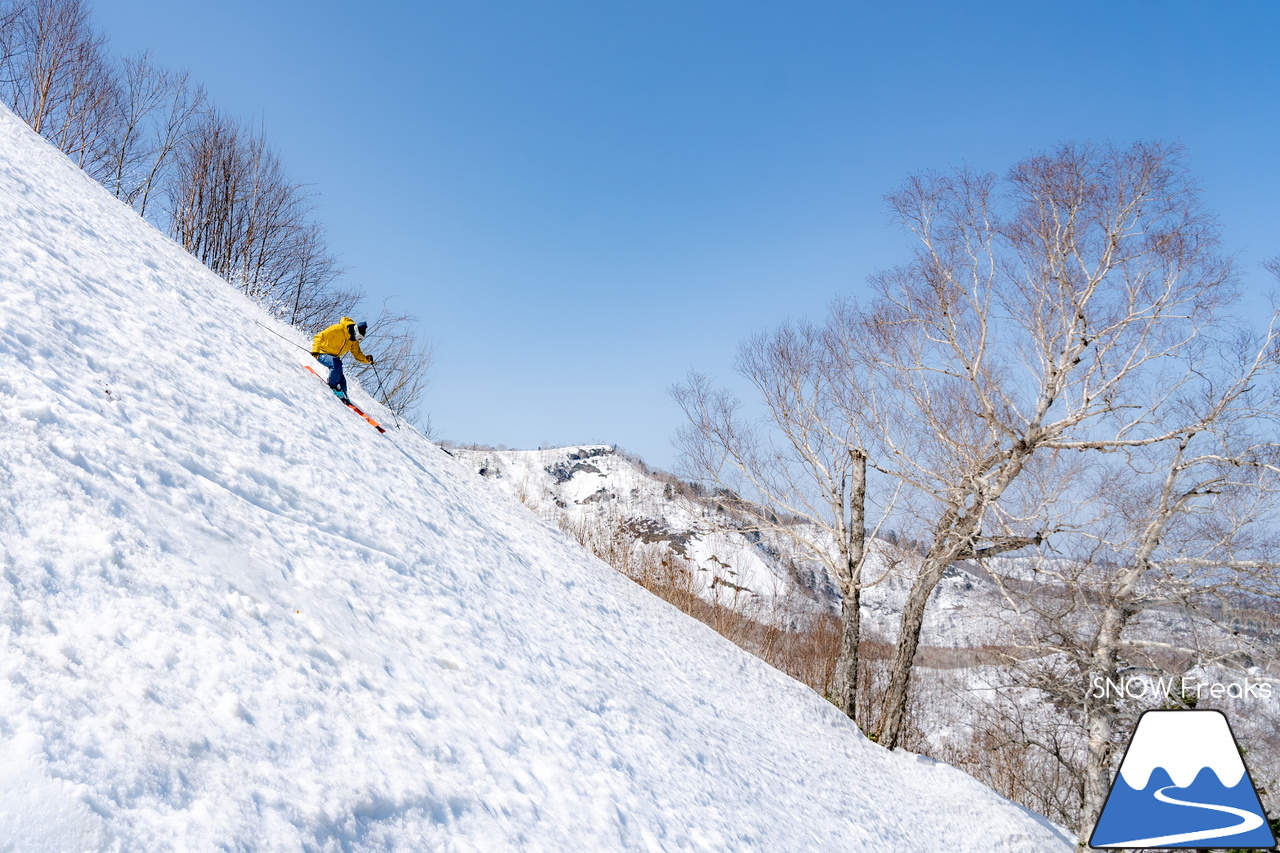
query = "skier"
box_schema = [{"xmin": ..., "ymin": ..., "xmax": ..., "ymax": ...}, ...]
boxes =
[{"xmin": 311, "ymin": 317, "xmax": 373, "ymax": 405}]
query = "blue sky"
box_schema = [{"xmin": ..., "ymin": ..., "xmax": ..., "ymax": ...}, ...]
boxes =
[{"xmin": 89, "ymin": 0, "xmax": 1280, "ymax": 469}]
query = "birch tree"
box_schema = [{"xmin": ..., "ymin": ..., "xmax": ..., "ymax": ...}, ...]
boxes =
[
  {"xmin": 858, "ymin": 141, "xmax": 1239, "ymax": 748},
  {"xmin": 677, "ymin": 142, "xmax": 1246, "ymax": 748},
  {"xmin": 672, "ymin": 319, "xmax": 890, "ymax": 723},
  {"xmin": 986, "ymin": 293, "xmax": 1280, "ymax": 844}
]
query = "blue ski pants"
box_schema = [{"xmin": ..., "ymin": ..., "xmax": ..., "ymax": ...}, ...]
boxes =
[{"xmin": 315, "ymin": 354, "xmax": 346, "ymax": 394}]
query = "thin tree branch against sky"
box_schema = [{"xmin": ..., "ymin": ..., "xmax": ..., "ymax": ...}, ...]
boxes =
[{"xmin": 86, "ymin": 0, "xmax": 1280, "ymax": 468}]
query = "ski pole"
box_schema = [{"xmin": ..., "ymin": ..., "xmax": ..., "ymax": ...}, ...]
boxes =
[
  {"xmin": 251, "ymin": 318, "xmax": 312, "ymax": 353},
  {"xmin": 370, "ymin": 362, "xmax": 402, "ymax": 431}
]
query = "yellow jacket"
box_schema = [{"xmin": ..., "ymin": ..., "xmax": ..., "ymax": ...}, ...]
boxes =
[{"xmin": 311, "ymin": 317, "xmax": 372, "ymax": 363}]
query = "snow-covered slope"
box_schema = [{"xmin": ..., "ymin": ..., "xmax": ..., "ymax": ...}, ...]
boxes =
[{"xmin": 0, "ymin": 105, "xmax": 1073, "ymax": 851}]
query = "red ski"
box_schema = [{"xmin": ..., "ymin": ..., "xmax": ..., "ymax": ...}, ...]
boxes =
[
  {"xmin": 342, "ymin": 399, "xmax": 387, "ymax": 434},
  {"xmin": 304, "ymin": 364, "xmax": 387, "ymax": 433}
]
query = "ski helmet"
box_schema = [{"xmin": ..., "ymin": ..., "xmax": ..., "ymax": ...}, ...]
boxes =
[{"xmin": 353, "ymin": 321, "xmax": 367, "ymax": 341}]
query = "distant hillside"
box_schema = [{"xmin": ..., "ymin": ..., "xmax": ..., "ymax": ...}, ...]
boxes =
[{"xmin": 450, "ymin": 443, "xmax": 1016, "ymax": 649}]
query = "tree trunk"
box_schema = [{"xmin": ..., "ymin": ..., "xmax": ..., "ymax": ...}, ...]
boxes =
[
  {"xmin": 832, "ymin": 583, "xmax": 862, "ymax": 720},
  {"xmin": 1077, "ymin": 580, "xmax": 1133, "ymax": 846},
  {"xmin": 1078, "ymin": 695, "xmax": 1117, "ymax": 851},
  {"xmin": 876, "ymin": 501, "xmax": 973, "ymax": 747},
  {"xmin": 876, "ymin": 555, "xmax": 946, "ymax": 747},
  {"xmin": 831, "ymin": 448, "xmax": 868, "ymax": 723}
]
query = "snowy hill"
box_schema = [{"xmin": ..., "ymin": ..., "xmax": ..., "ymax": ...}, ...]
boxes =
[
  {"xmin": 452, "ymin": 444, "xmax": 829, "ymax": 613},
  {"xmin": 0, "ymin": 105, "xmax": 1073, "ymax": 851},
  {"xmin": 452, "ymin": 444, "xmax": 1015, "ymax": 648}
]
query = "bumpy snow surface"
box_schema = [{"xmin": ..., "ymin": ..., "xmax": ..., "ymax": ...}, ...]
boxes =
[{"xmin": 0, "ymin": 106, "xmax": 1074, "ymax": 851}]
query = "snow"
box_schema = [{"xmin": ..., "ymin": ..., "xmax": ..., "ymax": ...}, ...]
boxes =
[
  {"xmin": 0, "ymin": 104, "xmax": 1074, "ymax": 851},
  {"xmin": 453, "ymin": 445, "xmax": 825, "ymax": 614}
]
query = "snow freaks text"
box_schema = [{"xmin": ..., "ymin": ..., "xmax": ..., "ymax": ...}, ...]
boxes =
[{"xmin": 1088, "ymin": 675, "xmax": 1273, "ymax": 702}]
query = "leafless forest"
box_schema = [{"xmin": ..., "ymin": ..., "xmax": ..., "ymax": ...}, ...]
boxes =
[{"xmin": 0, "ymin": 0, "xmax": 432, "ymax": 421}]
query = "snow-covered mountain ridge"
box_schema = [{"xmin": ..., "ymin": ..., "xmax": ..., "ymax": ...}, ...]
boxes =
[
  {"xmin": 0, "ymin": 105, "xmax": 1073, "ymax": 850},
  {"xmin": 451, "ymin": 443, "xmax": 1013, "ymax": 649},
  {"xmin": 453, "ymin": 444, "xmax": 824, "ymax": 609}
]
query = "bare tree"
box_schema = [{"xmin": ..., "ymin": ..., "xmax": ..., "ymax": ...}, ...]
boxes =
[
  {"xmin": 0, "ymin": 0, "xmax": 120, "ymax": 178},
  {"xmin": 672, "ymin": 319, "xmax": 894, "ymax": 723},
  {"xmin": 103, "ymin": 52, "xmax": 205, "ymax": 219},
  {"xmin": 0, "ymin": 2, "xmax": 202, "ymax": 217},
  {"xmin": 281, "ymin": 222, "xmax": 337, "ymax": 326},
  {"xmin": 135, "ymin": 68, "xmax": 204, "ymax": 220},
  {"xmin": 980, "ymin": 298, "xmax": 1280, "ymax": 844},
  {"xmin": 677, "ymin": 142, "xmax": 1248, "ymax": 750},
  {"xmin": 349, "ymin": 304, "xmax": 435, "ymax": 425},
  {"xmin": 0, "ymin": 3, "xmax": 25, "ymax": 79},
  {"xmin": 101, "ymin": 51, "xmax": 163, "ymax": 202},
  {"xmin": 167, "ymin": 110, "xmax": 353, "ymax": 323},
  {"xmin": 850, "ymin": 141, "xmax": 1242, "ymax": 749}
]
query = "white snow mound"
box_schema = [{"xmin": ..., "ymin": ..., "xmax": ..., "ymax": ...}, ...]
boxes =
[{"xmin": 0, "ymin": 105, "xmax": 1073, "ymax": 851}]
